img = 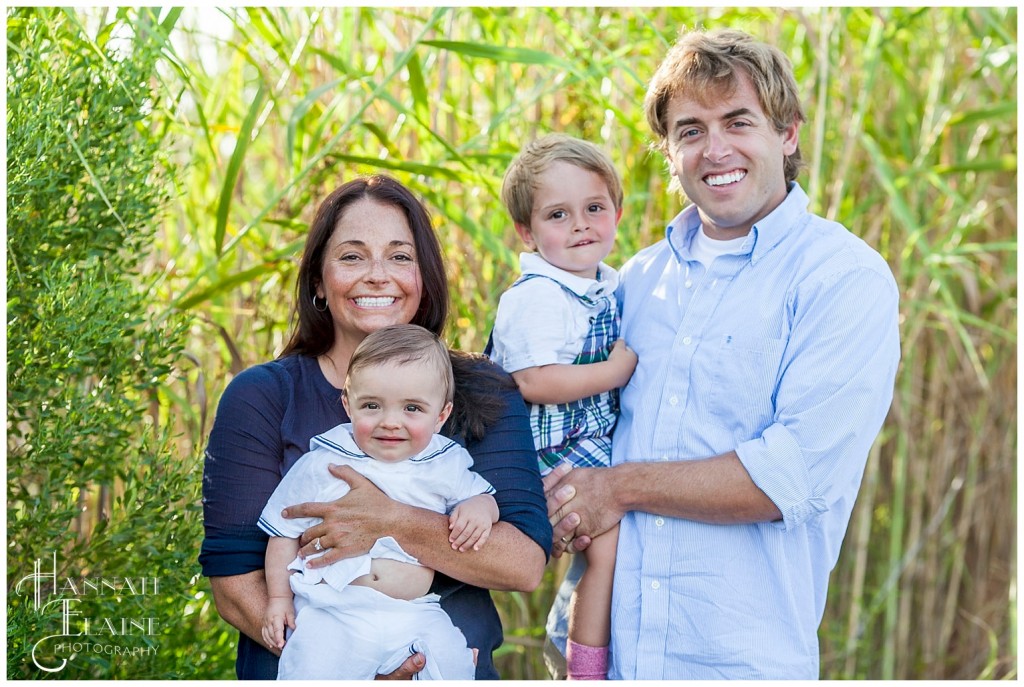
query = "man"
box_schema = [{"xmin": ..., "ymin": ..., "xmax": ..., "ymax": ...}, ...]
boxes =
[{"xmin": 544, "ymin": 28, "xmax": 900, "ymax": 679}]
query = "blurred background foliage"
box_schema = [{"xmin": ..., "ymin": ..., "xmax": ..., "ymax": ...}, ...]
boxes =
[{"xmin": 6, "ymin": 5, "xmax": 1016, "ymax": 680}]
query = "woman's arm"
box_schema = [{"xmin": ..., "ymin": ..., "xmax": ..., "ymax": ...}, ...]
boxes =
[
  {"xmin": 286, "ymin": 466, "xmax": 544, "ymax": 591},
  {"xmin": 287, "ymin": 380, "xmax": 551, "ymax": 592},
  {"xmin": 201, "ymin": 365, "xmax": 290, "ymax": 649},
  {"xmin": 391, "ymin": 506, "xmax": 544, "ymax": 591}
]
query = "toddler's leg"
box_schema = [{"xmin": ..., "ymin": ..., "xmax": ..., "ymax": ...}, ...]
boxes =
[
  {"xmin": 565, "ymin": 523, "xmax": 618, "ymax": 679},
  {"xmin": 566, "ymin": 523, "xmax": 618, "ymax": 680}
]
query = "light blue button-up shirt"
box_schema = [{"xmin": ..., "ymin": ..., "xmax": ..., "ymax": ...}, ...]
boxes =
[{"xmin": 608, "ymin": 183, "xmax": 900, "ymax": 679}]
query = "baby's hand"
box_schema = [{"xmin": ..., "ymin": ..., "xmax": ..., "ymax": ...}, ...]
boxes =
[
  {"xmin": 261, "ymin": 596, "xmax": 296, "ymax": 651},
  {"xmin": 449, "ymin": 494, "xmax": 499, "ymax": 552},
  {"xmin": 606, "ymin": 339, "xmax": 638, "ymax": 388}
]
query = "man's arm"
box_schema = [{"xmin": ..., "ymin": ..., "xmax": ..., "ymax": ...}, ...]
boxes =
[
  {"xmin": 545, "ymin": 452, "xmax": 781, "ymax": 555},
  {"xmin": 550, "ymin": 260, "xmax": 900, "ymax": 555}
]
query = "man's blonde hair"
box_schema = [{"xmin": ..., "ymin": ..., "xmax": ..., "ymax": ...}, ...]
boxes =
[
  {"xmin": 345, "ymin": 324, "xmax": 454, "ymax": 405},
  {"xmin": 501, "ymin": 133, "xmax": 624, "ymax": 228},
  {"xmin": 643, "ymin": 28, "xmax": 807, "ymax": 183}
]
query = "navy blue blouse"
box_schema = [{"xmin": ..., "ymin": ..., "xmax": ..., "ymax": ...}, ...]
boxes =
[{"xmin": 200, "ymin": 354, "xmax": 551, "ymax": 679}]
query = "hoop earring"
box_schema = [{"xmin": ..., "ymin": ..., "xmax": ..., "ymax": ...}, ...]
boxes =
[{"xmin": 312, "ymin": 294, "xmax": 328, "ymax": 312}]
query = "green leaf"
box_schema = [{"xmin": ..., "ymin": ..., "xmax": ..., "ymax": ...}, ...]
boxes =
[
  {"xmin": 946, "ymin": 102, "xmax": 1018, "ymax": 127},
  {"xmin": 328, "ymin": 154, "xmax": 462, "ymax": 180},
  {"xmin": 286, "ymin": 78, "xmax": 345, "ymax": 168},
  {"xmin": 214, "ymin": 82, "xmax": 267, "ymax": 256},
  {"xmin": 421, "ymin": 39, "xmax": 567, "ymax": 67},
  {"xmin": 175, "ymin": 237, "xmax": 305, "ymax": 310},
  {"xmin": 407, "ymin": 53, "xmax": 429, "ymax": 121},
  {"xmin": 860, "ymin": 133, "xmax": 924, "ymax": 247},
  {"xmin": 933, "ymin": 155, "xmax": 1017, "ymax": 174}
]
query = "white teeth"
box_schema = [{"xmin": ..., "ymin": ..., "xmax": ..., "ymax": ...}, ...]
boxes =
[
  {"xmin": 705, "ymin": 171, "xmax": 746, "ymax": 186},
  {"xmin": 354, "ymin": 297, "xmax": 396, "ymax": 308}
]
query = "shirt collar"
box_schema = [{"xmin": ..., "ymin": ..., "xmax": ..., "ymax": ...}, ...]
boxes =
[
  {"xmin": 666, "ymin": 182, "xmax": 810, "ymax": 265},
  {"xmin": 313, "ymin": 423, "xmax": 371, "ymax": 461},
  {"xmin": 518, "ymin": 251, "xmax": 619, "ymax": 298}
]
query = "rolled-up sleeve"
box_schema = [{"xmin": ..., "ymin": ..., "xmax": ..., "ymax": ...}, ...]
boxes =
[
  {"xmin": 736, "ymin": 265, "xmax": 900, "ymax": 531},
  {"xmin": 200, "ymin": 365, "xmax": 287, "ymax": 576}
]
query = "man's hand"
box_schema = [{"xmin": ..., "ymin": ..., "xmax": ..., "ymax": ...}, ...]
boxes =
[
  {"xmin": 373, "ymin": 648, "xmax": 478, "ymax": 679},
  {"xmin": 542, "ymin": 462, "xmax": 625, "ymax": 557},
  {"xmin": 375, "ymin": 652, "xmax": 426, "ymax": 680},
  {"xmin": 282, "ymin": 464, "xmax": 407, "ymax": 567},
  {"xmin": 543, "ymin": 463, "xmax": 583, "ymax": 557}
]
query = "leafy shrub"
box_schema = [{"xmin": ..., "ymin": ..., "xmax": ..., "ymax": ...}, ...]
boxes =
[{"xmin": 6, "ymin": 8, "xmax": 233, "ymax": 678}]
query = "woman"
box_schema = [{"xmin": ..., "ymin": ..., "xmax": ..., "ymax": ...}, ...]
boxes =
[{"xmin": 200, "ymin": 175, "xmax": 551, "ymax": 679}]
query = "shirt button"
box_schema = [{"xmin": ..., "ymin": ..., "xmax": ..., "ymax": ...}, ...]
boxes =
[
  {"xmin": 651, "ymin": 580, "xmax": 661, "ymax": 590},
  {"xmin": 682, "ymin": 336, "xmax": 692, "ymax": 345},
  {"xmin": 669, "ymin": 396, "xmax": 679, "ymax": 406},
  {"xmin": 661, "ymin": 455, "xmax": 669, "ymax": 461},
  {"xmin": 685, "ymin": 280, "xmax": 693, "ymax": 288},
  {"xmin": 655, "ymin": 518, "xmax": 665, "ymax": 527}
]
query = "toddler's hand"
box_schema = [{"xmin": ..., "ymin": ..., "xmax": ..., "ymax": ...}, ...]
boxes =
[
  {"xmin": 261, "ymin": 596, "xmax": 296, "ymax": 651},
  {"xmin": 607, "ymin": 339, "xmax": 638, "ymax": 387},
  {"xmin": 449, "ymin": 494, "xmax": 499, "ymax": 552}
]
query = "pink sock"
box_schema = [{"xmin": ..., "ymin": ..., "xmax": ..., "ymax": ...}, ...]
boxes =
[{"xmin": 566, "ymin": 640, "xmax": 608, "ymax": 680}]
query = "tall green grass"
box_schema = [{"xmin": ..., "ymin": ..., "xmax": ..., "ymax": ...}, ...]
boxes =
[{"xmin": 37, "ymin": 6, "xmax": 1016, "ymax": 679}]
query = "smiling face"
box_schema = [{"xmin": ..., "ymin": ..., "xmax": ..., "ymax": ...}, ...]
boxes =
[
  {"xmin": 665, "ymin": 71, "xmax": 800, "ymax": 240},
  {"xmin": 515, "ymin": 161, "xmax": 622, "ymax": 279},
  {"xmin": 316, "ymin": 199, "xmax": 424, "ymax": 353},
  {"xmin": 342, "ymin": 360, "xmax": 452, "ymax": 463}
]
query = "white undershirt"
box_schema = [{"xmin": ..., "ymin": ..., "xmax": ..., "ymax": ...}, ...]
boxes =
[{"xmin": 690, "ymin": 225, "xmax": 749, "ymax": 268}]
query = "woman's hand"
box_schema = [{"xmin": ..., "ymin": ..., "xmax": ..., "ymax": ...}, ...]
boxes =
[{"xmin": 282, "ymin": 464, "xmax": 411, "ymax": 567}]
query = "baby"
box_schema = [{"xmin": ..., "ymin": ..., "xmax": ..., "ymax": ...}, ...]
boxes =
[{"xmin": 258, "ymin": 324, "xmax": 497, "ymax": 680}]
